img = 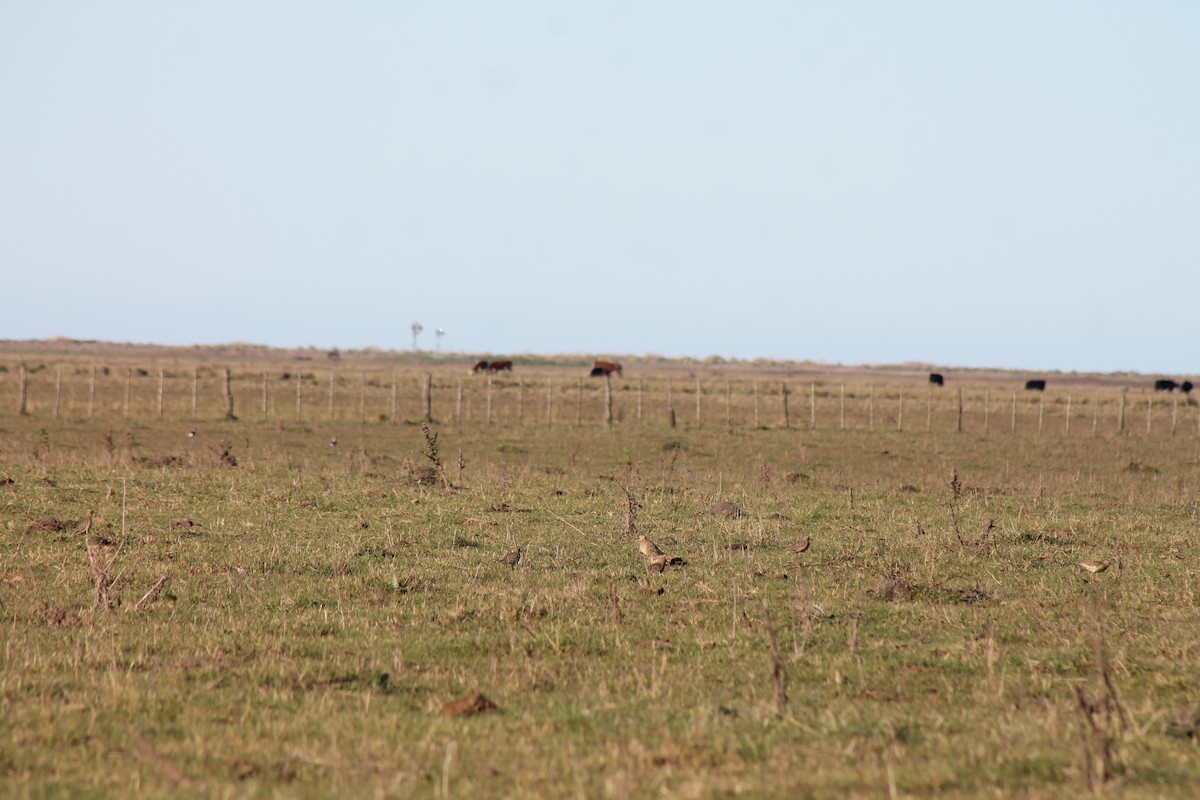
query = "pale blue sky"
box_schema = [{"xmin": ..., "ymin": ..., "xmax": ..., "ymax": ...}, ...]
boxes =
[{"xmin": 2, "ymin": 3, "xmax": 1197, "ymax": 373}]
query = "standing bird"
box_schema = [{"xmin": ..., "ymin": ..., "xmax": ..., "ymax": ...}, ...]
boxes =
[
  {"xmin": 789, "ymin": 536, "xmax": 812, "ymax": 556},
  {"xmin": 498, "ymin": 547, "xmax": 523, "ymax": 570},
  {"xmin": 637, "ymin": 534, "xmax": 665, "ymax": 559}
]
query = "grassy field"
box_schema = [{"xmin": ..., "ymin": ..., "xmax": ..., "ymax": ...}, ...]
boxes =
[{"xmin": 3, "ymin": 348, "xmax": 1200, "ymax": 797}]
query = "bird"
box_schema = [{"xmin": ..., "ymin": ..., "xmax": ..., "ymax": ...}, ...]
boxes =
[
  {"xmin": 790, "ymin": 536, "xmax": 811, "ymax": 555},
  {"xmin": 329, "ymin": 436, "xmax": 338, "ymax": 447},
  {"xmin": 1079, "ymin": 560, "xmax": 1111, "ymax": 574},
  {"xmin": 498, "ymin": 547, "xmax": 523, "ymax": 570},
  {"xmin": 648, "ymin": 553, "xmax": 670, "ymax": 574},
  {"xmin": 186, "ymin": 430, "xmax": 196, "ymax": 438},
  {"xmin": 637, "ymin": 534, "xmax": 665, "ymax": 558}
]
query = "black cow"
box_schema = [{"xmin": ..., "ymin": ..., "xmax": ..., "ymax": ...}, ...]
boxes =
[
  {"xmin": 1182, "ymin": 381, "xmax": 1194, "ymax": 394},
  {"xmin": 1024, "ymin": 379, "xmax": 1046, "ymax": 391},
  {"xmin": 929, "ymin": 373, "xmax": 944, "ymax": 386},
  {"xmin": 1154, "ymin": 379, "xmax": 1179, "ymax": 392}
]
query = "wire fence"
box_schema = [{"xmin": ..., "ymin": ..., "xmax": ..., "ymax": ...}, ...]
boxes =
[{"xmin": 3, "ymin": 361, "xmax": 1198, "ymax": 437}]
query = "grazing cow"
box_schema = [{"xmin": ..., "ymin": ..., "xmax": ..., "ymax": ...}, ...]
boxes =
[
  {"xmin": 929, "ymin": 373, "xmax": 944, "ymax": 387},
  {"xmin": 1154, "ymin": 379, "xmax": 1178, "ymax": 392},
  {"xmin": 487, "ymin": 360, "xmax": 513, "ymax": 373},
  {"xmin": 1182, "ymin": 381, "xmax": 1194, "ymax": 394},
  {"xmin": 590, "ymin": 360, "xmax": 623, "ymax": 377},
  {"xmin": 1024, "ymin": 379, "xmax": 1046, "ymax": 392},
  {"xmin": 471, "ymin": 360, "xmax": 490, "ymax": 374}
]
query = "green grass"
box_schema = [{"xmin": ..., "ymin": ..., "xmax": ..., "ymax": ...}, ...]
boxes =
[{"xmin": 2, "ymin": 363, "xmax": 1200, "ymax": 797}]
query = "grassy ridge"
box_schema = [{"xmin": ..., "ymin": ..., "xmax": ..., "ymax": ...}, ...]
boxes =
[{"xmin": 3, "ymin": 389, "xmax": 1200, "ymax": 797}]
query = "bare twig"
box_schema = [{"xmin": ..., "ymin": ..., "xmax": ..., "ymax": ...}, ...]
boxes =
[{"xmin": 134, "ymin": 570, "xmax": 171, "ymax": 612}]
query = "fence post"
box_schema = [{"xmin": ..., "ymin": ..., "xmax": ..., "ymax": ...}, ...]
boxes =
[
  {"xmin": 667, "ymin": 378, "xmax": 675, "ymax": 428},
  {"xmin": 546, "ymin": 378, "xmax": 553, "ymax": 428},
  {"xmin": 295, "ymin": 374, "xmax": 302, "ymax": 421},
  {"xmin": 454, "ymin": 378, "xmax": 461, "ymax": 424},
  {"xmin": 1118, "ymin": 390, "xmax": 1126, "ymax": 434},
  {"xmin": 782, "ymin": 382, "xmax": 790, "ymax": 429},
  {"xmin": 637, "ymin": 377, "xmax": 643, "ymax": 425},
  {"xmin": 1172, "ymin": 396, "xmax": 1178, "ymax": 436},
  {"xmin": 840, "ymin": 385, "xmax": 846, "ymax": 431},
  {"xmin": 695, "ymin": 378, "xmax": 702, "ymax": 427},
  {"xmin": 1092, "ymin": 394, "xmax": 1098, "ymax": 435},
  {"xmin": 869, "ymin": 385, "xmax": 875, "ymax": 431},
  {"xmin": 223, "ymin": 367, "xmax": 235, "ymax": 420},
  {"xmin": 392, "ymin": 373, "xmax": 399, "ymax": 423},
  {"xmin": 576, "ymin": 377, "xmax": 583, "ymax": 426},
  {"xmin": 1010, "ymin": 391, "xmax": 1016, "ymax": 434},
  {"xmin": 753, "ymin": 382, "xmax": 759, "ymax": 428},
  {"xmin": 605, "ymin": 373, "xmax": 613, "ymax": 426},
  {"xmin": 55, "ymin": 365, "xmax": 63, "ymax": 418},
  {"xmin": 518, "ymin": 378, "xmax": 525, "ymax": 424},
  {"xmin": 725, "ymin": 382, "xmax": 731, "ymax": 429},
  {"xmin": 956, "ymin": 387, "xmax": 963, "ymax": 433},
  {"xmin": 359, "ymin": 370, "xmax": 366, "ymax": 423},
  {"xmin": 17, "ymin": 360, "xmax": 28, "ymax": 415},
  {"xmin": 158, "ymin": 369, "xmax": 166, "ymax": 418},
  {"xmin": 1065, "ymin": 394, "xmax": 1071, "ymax": 435},
  {"xmin": 123, "ymin": 368, "xmax": 131, "ymax": 419},
  {"xmin": 487, "ymin": 375, "xmax": 493, "ymax": 426},
  {"xmin": 926, "ymin": 386, "xmax": 932, "ymax": 432},
  {"xmin": 898, "ymin": 389, "xmax": 904, "ymax": 432},
  {"xmin": 1146, "ymin": 395, "xmax": 1152, "ymax": 436},
  {"xmin": 328, "ymin": 370, "xmax": 335, "ymax": 420},
  {"xmin": 809, "ymin": 382, "xmax": 816, "ymax": 429},
  {"xmin": 191, "ymin": 367, "xmax": 198, "ymax": 420},
  {"xmin": 262, "ymin": 370, "xmax": 268, "ymax": 420},
  {"xmin": 423, "ymin": 373, "xmax": 433, "ymax": 423}
]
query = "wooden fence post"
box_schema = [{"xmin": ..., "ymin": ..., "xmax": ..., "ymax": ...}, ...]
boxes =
[
  {"xmin": 223, "ymin": 367, "xmax": 235, "ymax": 420},
  {"xmin": 898, "ymin": 389, "xmax": 904, "ymax": 432},
  {"xmin": 1118, "ymin": 390, "xmax": 1126, "ymax": 434},
  {"xmin": 1146, "ymin": 395, "xmax": 1152, "ymax": 436},
  {"xmin": 328, "ymin": 370, "xmax": 335, "ymax": 420},
  {"xmin": 89, "ymin": 366, "xmax": 97, "ymax": 420},
  {"xmin": 982, "ymin": 389, "xmax": 988, "ymax": 434},
  {"xmin": 123, "ymin": 368, "xmax": 131, "ymax": 419},
  {"xmin": 724, "ymin": 382, "xmax": 731, "ymax": 429},
  {"xmin": 55, "ymin": 365, "xmax": 63, "ymax": 418},
  {"xmin": 667, "ymin": 378, "xmax": 675, "ymax": 428},
  {"xmin": 753, "ymin": 382, "xmax": 760, "ymax": 428},
  {"xmin": 1092, "ymin": 394, "xmax": 1098, "ymax": 435},
  {"xmin": 546, "ymin": 378, "xmax": 553, "ymax": 428},
  {"xmin": 637, "ymin": 377, "xmax": 643, "ymax": 425},
  {"xmin": 1171, "ymin": 396, "xmax": 1178, "ymax": 436},
  {"xmin": 295, "ymin": 374, "xmax": 302, "ymax": 421},
  {"xmin": 359, "ymin": 370, "xmax": 366, "ymax": 423},
  {"xmin": 840, "ymin": 385, "xmax": 846, "ymax": 431},
  {"xmin": 17, "ymin": 360, "xmax": 28, "ymax": 415},
  {"xmin": 809, "ymin": 382, "xmax": 816, "ymax": 429},
  {"xmin": 191, "ymin": 367, "xmax": 198, "ymax": 420},
  {"xmin": 262, "ymin": 370, "xmax": 268, "ymax": 420},
  {"xmin": 518, "ymin": 378, "xmax": 525, "ymax": 424},
  {"xmin": 392, "ymin": 373, "xmax": 399, "ymax": 422},
  {"xmin": 1065, "ymin": 394, "xmax": 1071, "ymax": 435},
  {"xmin": 1037, "ymin": 394, "xmax": 1044, "ymax": 434},
  {"xmin": 869, "ymin": 385, "xmax": 875, "ymax": 431},
  {"xmin": 423, "ymin": 373, "xmax": 433, "ymax": 423},
  {"xmin": 926, "ymin": 385, "xmax": 932, "ymax": 432},
  {"xmin": 487, "ymin": 375, "xmax": 493, "ymax": 426},
  {"xmin": 695, "ymin": 378, "xmax": 702, "ymax": 427},
  {"xmin": 782, "ymin": 382, "xmax": 790, "ymax": 429},
  {"xmin": 454, "ymin": 378, "xmax": 461, "ymax": 424},
  {"xmin": 576, "ymin": 377, "xmax": 583, "ymax": 426},
  {"xmin": 956, "ymin": 387, "xmax": 963, "ymax": 433},
  {"xmin": 605, "ymin": 373, "xmax": 613, "ymax": 426},
  {"xmin": 1010, "ymin": 391, "xmax": 1016, "ymax": 434}
]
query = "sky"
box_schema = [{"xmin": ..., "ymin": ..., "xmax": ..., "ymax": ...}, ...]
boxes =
[{"xmin": 2, "ymin": 3, "xmax": 1197, "ymax": 374}]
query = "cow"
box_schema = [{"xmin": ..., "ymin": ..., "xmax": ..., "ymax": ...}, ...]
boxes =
[
  {"xmin": 590, "ymin": 360, "xmax": 623, "ymax": 377},
  {"xmin": 1182, "ymin": 381, "xmax": 1194, "ymax": 394},
  {"xmin": 1024, "ymin": 379, "xmax": 1046, "ymax": 391},
  {"xmin": 487, "ymin": 360, "xmax": 513, "ymax": 373},
  {"xmin": 1154, "ymin": 379, "xmax": 1178, "ymax": 392},
  {"xmin": 929, "ymin": 373, "xmax": 944, "ymax": 387},
  {"xmin": 471, "ymin": 360, "xmax": 490, "ymax": 373}
]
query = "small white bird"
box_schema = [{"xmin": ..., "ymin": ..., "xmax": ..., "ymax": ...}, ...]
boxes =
[
  {"xmin": 329, "ymin": 436, "xmax": 338, "ymax": 448},
  {"xmin": 1079, "ymin": 560, "xmax": 1111, "ymax": 574},
  {"xmin": 186, "ymin": 430, "xmax": 196, "ymax": 438}
]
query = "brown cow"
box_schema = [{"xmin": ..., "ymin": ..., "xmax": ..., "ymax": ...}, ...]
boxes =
[
  {"xmin": 487, "ymin": 360, "xmax": 513, "ymax": 373},
  {"xmin": 471, "ymin": 360, "xmax": 490, "ymax": 373},
  {"xmin": 590, "ymin": 360, "xmax": 622, "ymax": 377}
]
